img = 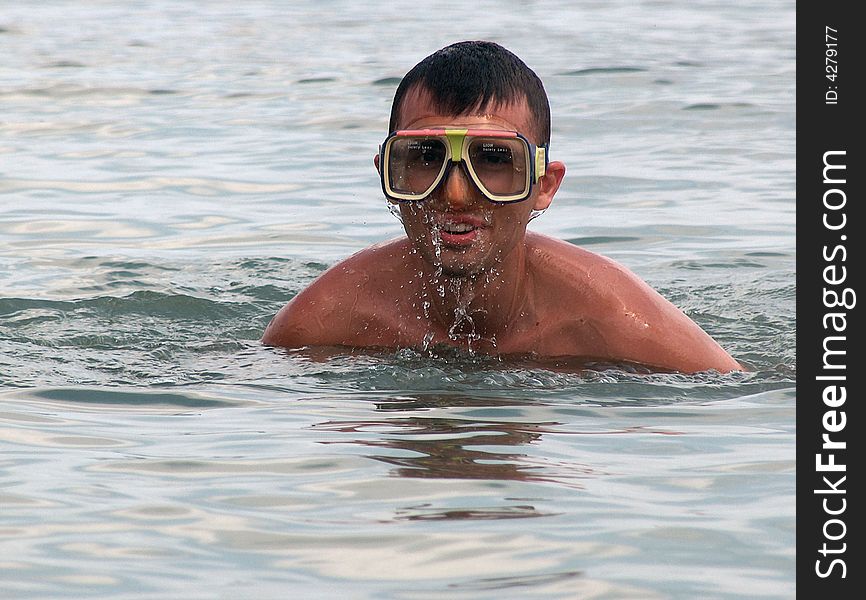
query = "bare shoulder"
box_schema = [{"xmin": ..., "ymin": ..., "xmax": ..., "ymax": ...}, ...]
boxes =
[
  {"xmin": 261, "ymin": 238, "xmax": 410, "ymax": 347},
  {"xmin": 525, "ymin": 232, "xmax": 653, "ymax": 302},
  {"xmin": 525, "ymin": 233, "xmax": 742, "ymax": 373},
  {"xmin": 526, "ymin": 232, "xmax": 630, "ymax": 278}
]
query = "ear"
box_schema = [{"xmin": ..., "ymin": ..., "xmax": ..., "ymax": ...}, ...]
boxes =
[
  {"xmin": 532, "ymin": 160, "xmax": 566, "ymax": 211},
  {"xmin": 374, "ymin": 152, "xmax": 400, "ymax": 207}
]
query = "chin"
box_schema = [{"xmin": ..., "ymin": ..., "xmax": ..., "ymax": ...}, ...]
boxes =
[
  {"xmin": 427, "ymin": 251, "xmax": 492, "ymax": 279},
  {"xmin": 410, "ymin": 231, "xmax": 500, "ymax": 278},
  {"xmin": 435, "ymin": 263, "xmax": 481, "ymax": 278}
]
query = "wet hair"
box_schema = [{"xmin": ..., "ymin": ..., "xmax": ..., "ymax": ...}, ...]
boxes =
[{"xmin": 389, "ymin": 41, "xmax": 551, "ymax": 144}]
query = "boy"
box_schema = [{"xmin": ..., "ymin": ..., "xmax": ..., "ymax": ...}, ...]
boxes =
[{"xmin": 262, "ymin": 41, "xmax": 741, "ymax": 374}]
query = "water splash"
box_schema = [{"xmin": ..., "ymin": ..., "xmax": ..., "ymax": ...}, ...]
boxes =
[
  {"xmin": 430, "ymin": 222, "xmax": 443, "ymax": 268},
  {"xmin": 387, "ymin": 201, "xmax": 403, "ymax": 223},
  {"xmin": 421, "ymin": 331, "xmax": 434, "ymax": 352},
  {"xmin": 443, "ymin": 280, "xmax": 484, "ymax": 353},
  {"xmin": 528, "ymin": 208, "xmax": 546, "ymax": 221}
]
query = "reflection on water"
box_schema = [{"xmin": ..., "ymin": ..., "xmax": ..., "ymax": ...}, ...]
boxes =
[
  {"xmin": 313, "ymin": 393, "xmax": 694, "ymax": 526},
  {"xmin": 0, "ymin": 385, "xmax": 794, "ymax": 597},
  {"xmin": 318, "ymin": 400, "xmax": 567, "ymax": 486}
]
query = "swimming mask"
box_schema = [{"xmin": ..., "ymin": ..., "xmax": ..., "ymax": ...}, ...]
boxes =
[{"xmin": 379, "ymin": 129, "xmax": 547, "ymax": 204}]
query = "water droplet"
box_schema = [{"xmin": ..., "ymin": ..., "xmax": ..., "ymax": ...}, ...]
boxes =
[
  {"xmin": 529, "ymin": 208, "xmax": 546, "ymax": 221},
  {"xmin": 387, "ymin": 201, "xmax": 403, "ymax": 223}
]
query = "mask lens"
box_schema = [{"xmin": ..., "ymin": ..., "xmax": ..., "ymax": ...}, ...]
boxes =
[
  {"xmin": 387, "ymin": 136, "xmax": 447, "ymax": 197},
  {"xmin": 467, "ymin": 137, "xmax": 529, "ymax": 199}
]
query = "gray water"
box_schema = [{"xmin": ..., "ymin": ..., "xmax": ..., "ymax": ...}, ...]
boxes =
[{"xmin": 1, "ymin": 1, "xmax": 795, "ymax": 598}]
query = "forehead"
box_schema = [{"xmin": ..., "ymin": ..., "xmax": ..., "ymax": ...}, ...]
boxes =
[{"xmin": 396, "ymin": 87, "xmax": 537, "ymax": 141}]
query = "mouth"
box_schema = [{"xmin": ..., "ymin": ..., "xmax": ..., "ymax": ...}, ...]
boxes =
[{"xmin": 434, "ymin": 217, "xmax": 486, "ymax": 246}]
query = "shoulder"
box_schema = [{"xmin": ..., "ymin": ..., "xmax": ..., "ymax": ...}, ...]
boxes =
[
  {"xmin": 261, "ymin": 238, "xmax": 410, "ymax": 348},
  {"xmin": 525, "ymin": 232, "xmax": 653, "ymax": 302},
  {"xmin": 525, "ymin": 233, "xmax": 742, "ymax": 373}
]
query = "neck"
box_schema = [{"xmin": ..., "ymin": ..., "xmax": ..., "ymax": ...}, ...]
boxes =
[{"xmin": 416, "ymin": 245, "xmax": 533, "ymax": 347}]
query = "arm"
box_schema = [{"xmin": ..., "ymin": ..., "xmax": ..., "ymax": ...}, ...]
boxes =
[
  {"xmin": 261, "ymin": 240, "xmax": 407, "ymax": 349},
  {"xmin": 261, "ymin": 263, "xmax": 365, "ymax": 348},
  {"xmin": 528, "ymin": 236, "xmax": 741, "ymax": 374},
  {"xmin": 596, "ymin": 265, "xmax": 742, "ymax": 374}
]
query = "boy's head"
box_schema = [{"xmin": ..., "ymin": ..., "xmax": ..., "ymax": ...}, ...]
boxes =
[{"xmin": 388, "ymin": 41, "xmax": 551, "ymax": 145}]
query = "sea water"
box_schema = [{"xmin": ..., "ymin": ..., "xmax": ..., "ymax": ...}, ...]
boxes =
[{"xmin": 1, "ymin": 1, "xmax": 795, "ymax": 598}]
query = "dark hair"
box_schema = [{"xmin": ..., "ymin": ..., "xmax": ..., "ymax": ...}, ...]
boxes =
[{"xmin": 388, "ymin": 41, "xmax": 551, "ymax": 144}]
